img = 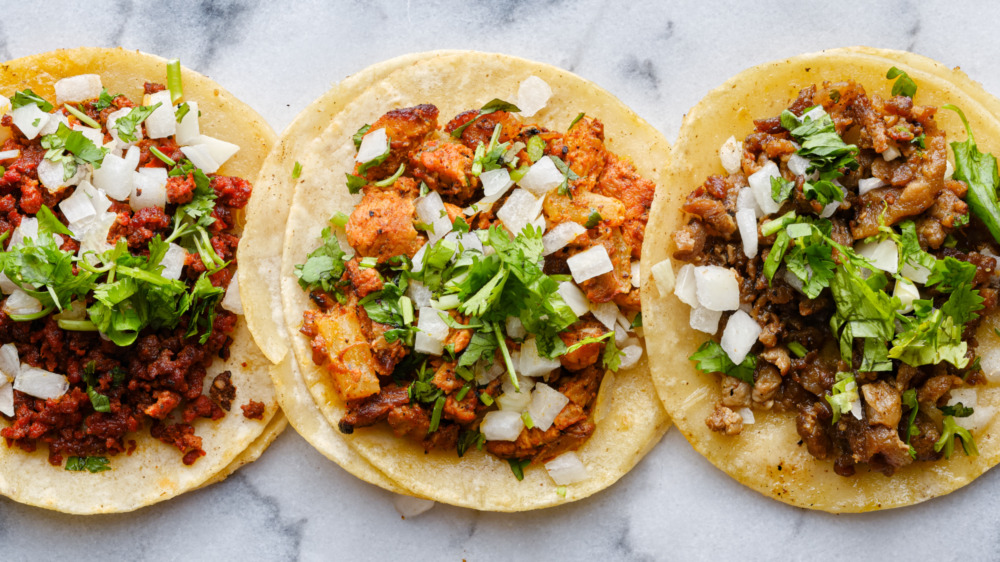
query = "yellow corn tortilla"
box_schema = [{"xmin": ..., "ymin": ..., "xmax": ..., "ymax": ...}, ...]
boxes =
[
  {"xmin": 259, "ymin": 51, "xmax": 670, "ymax": 510},
  {"xmin": 641, "ymin": 47, "xmax": 1000, "ymax": 512},
  {"xmin": 0, "ymin": 48, "xmax": 280, "ymax": 514}
]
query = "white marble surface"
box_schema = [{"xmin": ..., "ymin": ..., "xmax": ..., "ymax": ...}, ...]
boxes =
[{"xmin": 5, "ymin": 1, "xmax": 1000, "ymax": 560}]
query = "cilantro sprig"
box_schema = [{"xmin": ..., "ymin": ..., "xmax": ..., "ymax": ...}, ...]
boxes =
[{"xmin": 780, "ymin": 107, "xmax": 859, "ymax": 205}]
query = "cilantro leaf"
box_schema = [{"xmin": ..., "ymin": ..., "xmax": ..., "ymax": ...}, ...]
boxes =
[
  {"xmin": 825, "ymin": 371, "xmax": 859, "ymax": 424},
  {"xmin": 944, "ymin": 104, "xmax": 1000, "ymax": 245},
  {"xmin": 934, "ymin": 415, "xmax": 978, "ymax": 458},
  {"xmin": 294, "ymin": 224, "xmax": 348, "ymax": 297},
  {"xmin": 689, "ymin": 340, "xmax": 756, "ymax": 385},
  {"xmin": 886, "ymin": 66, "xmax": 917, "ymax": 98},
  {"xmin": 11, "ymin": 89, "xmax": 53, "ymax": 112},
  {"xmin": 781, "ymin": 107, "xmax": 858, "ymax": 205},
  {"xmin": 65, "ymin": 456, "xmax": 111, "ymax": 473},
  {"xmin": 115, "ymin": 102, "xmax": 162, "ymax": 143}
]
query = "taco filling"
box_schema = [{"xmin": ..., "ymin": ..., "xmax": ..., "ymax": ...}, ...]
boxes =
[
  {"xmin": 660, "ymin": 69, "xmax": 1000, "ymax": 477},
  {"xmin": 0, "ymin": 64, "xmax": 259, "ymax": 470},
  {"xmin": 296, "ymin": 87, "xmax": 653, "ymax": 482}
]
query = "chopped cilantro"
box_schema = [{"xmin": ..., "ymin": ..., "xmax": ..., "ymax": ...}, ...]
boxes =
[
  {"xmin": 507, "ymin": 458, "xmax": 530, "ymax": 481},
  {"xmin": 825, "ymin": 372, "xmax": 859, "ymax": 424},
  {"xmin": 374, "ymin": 163, "xmax": 405, "ymax": 187},
  {"xmin": 427, "ymin": 396, "xmax": 445, "ymax": 433},
  {"xmin": 11, "ymin": 89, "xmax": 53, "ymax": 112},
  {"xmin": 902, "ymin": 389, "xmax": 919, "ymax": 458},
  {"xmin": 114, "ymin": 102, "xmax": 162, "ymax": 143},
  {"xmin": 886, "ymin": 66, "xmax": 917, "ymax": 98},
  {"xmin": 456, "ymin": 429, "xmax": 485, "ymax": 457},
  {"xmin": 584, "ymin": 209, "xmax": 602, "ymax": 228},
  {"xmin": 780, "ymin": 107, "xmax": 858, "ymax": 205},
  {"xmin": 568, "ymin": 112, "xmax": 586, "ymax": 130},
  {"xmin": 787, "ymin": 341, "xmax": 807, "ymax": 358},
  {"xmin": 941, "ymin": 403, "xmax": 974, "ymax": 417},
  {"xmin": 352, "ymin": 124, "xmax": 371, "ymax": 150},
  {"xmin": 175, "ymin": 102, "xmax": 191, "ymax": 123},
  {"xmin": 150, "ymin": 146, "xmax": 176, "ymax": 166},
  {"xmin": 770, "ymin": 176, "xmax": 795, "ymax": 204},
  {"xmin": 345, "ymin": 173, "xmax": 366, "ymax": 194},
  {"xmin": 550, "ymin": 155, "xmax": 579, "ymax": 196},
  {"xmin": 934, "ymin": 416, "xmax": 978, "ymax": 458},
  {"xmin": 521, "ymin": 411, "xmax": 535, "ymax": 429},
  {"xmin": 64, "ymin": 104, "xmax": 101, "ymax": 129},
  {"xmin": 943, "ymin": 104, "xmax": 1000, "ymax": 245},
  {"xmin": 689, "ymin": 340, "xmax": 756, "ymax": 385},
  {"xmin": 65, "ymin": 456, "xmax": 111, "ymax": 473}
]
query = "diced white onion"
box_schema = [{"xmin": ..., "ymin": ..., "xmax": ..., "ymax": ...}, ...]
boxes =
[
  {"xmin": 192, "ymin": 134, "xmax": 240, "ymax": 169},
  {"xmin": 78, "ymin": 211, "xmax": 116, "ymax": 260},
  {"xmin": 545, "ymin": 451, "xmax": 589, "ymax": 485},
  {"xmin": 55, "ymin": 74, "xmax": 102, "ymax": 104},
  {"xmin": 527, "ymin": 382, "xmax": 569, "ymax": 431},
  {"xmin": 0, "ymin": 273, "xmax": 16, "ymax": 295},
  {"xmin": 517, "ymin": 76, "xmax": 552, "ymax": 118},
  {"xmin": 480, "ymin": 410, "xmax": 525, "ymax": 441},
  {"xmin": 175, "ymin": 101, "xmax": 200, "ymax": 145},
  {"xmin": 855, "ymin": 239, "xmax": 899, "ymax": 274},
  {"xmin": 497, "ymin": 188, "xmax": 543, "ymax": 236},
  {"xmin": 106, "ymin": 107, "xmax": 141, "ymax": 148},
  {"xmin": 393, "ymin": 495, "xmax": 435, "ymax": 518},
  {"xmin": 882, "ymin": 146, "xmax": 901, "ymax": 162},
  {"xmin": 736, "ymin": 187, "xmax": 762, "ymax": 219},
  {"xmin": 11, "ymin": 104, "xmax": 51, "ymax": 140},
  {"xmin": 858, "ymin": 177, "xmax": 886, "ymax": 196},
  {"xmin": 629, "ymin": 261, "xmax": 641, "ymax": 289},
  {"xmin": 646, "ymin": 259, "xmax": 673, "ymax": 299},
  {"xmin": 356, "ymin": 127, "xmax": 388, "ymax": 163},
  {"xmin": 893, "ymin": 279, "xmax": 919, "ymax": 314},
  {"xmin": 72, "ymin": 124, "xmax": 104, "ymax": 147},
  {"xmin": 558, "ymin": 282, "xmax": 590, "ymax": 317},
  {"xmin": 37, "ymin": 158, "xmax": 86, "ymax": 192},
  {"xmin": 180, "ymin": 144, "xmax": 221, "ymax": 174},
  {"xmin": 217, "ymin": 271, "xmax": 242, "ymax": 315},
  {"xmin": 53, "ymin": 300, "xmax": 86, "ymax": 322},
  {"xmin": 748, "ymin": 160, "xmax": 782, "ymax": 215},
  {"xmin": 672, "ymin": 263, "xmax": 698, "ymax": 307},
  {"xmin": 59, "ymin": 183, "xmax": 99, "ymax": 228},
  {"xmin": 517, "ymin": 157, "xmax": 563, "ymax": 196},
  {"xmin": 143, "ymin": 91, "xmax": 176, "ymax": 139},
  {"xmin": 850, "ymin": 397, "xmax": 863, "ymax": 420},
  {"xmin": 0, "ymin": 343, "xmax": 20, "ymax": 382},
  {"xmin": 93, "ymin": 152, "xmax": 136, "ymax": 200},
  {"xmin": 443, "ymin": 230, "xmax": 483, "ymax": 254},
  {"xmin": 14, "ymin": 366, "xmax": 69, "ymax": 400},
  {"xmin": 542, "ymin": 221, "xmax": 586, "ymax": 256},
  {"xmin": 614, "ymin": 323, "xmax": 628, "ymax": 346},
  {"xmin": 475, "ymin": 359, "xmax": 505, "ymax": 385},
  {"xmin": 0, "ymin": 382, "xmax": 12, "ymax": 417},
  {"xmin": 519, "ymin": 337, "xmax": 561, "ymax": 378},
  {"xmin": 3, "ymin": 288, "xmax": 43, "ymax": 316},
  {"xmin": 0, "ymin": 149, "xmax": 20, "ymax": 160},
  {"xmin": 402, "ymin": 282, "xmax": 429, "ymax": 311},
  {"xmin": 414, "ymin": 307, "xmax": 449, "ymax": 355},
  {"xmin": 589, "ymin": 300, "xmax": 619, "ymax": 331},
  {"xmin": 720, "ymin": 310, "xmax": 761, "ymax": 365},
  {"xmin": 690, "ymin": 306, "xmax": 722, "ymax": 334},
  {"xmin": 945, "ymin": 159, "xmax": 955, "ymax": 180},
  {"xmin": 735, "ymin": 209, "xmax": 758, "ymax": 259},
  {"xmin": 787, "ymin": 154, "xmax": 811, "ymax": 177},
  {"xmin": 901, "ymin": 261, "xmax": 931, "ymax": 284},
  {"xmin": 410, "ymin": 244, "xmax": 428, "ymax": 274},
  {"xmin": 694, "ymin": 265, "xmax": 740, "ymax": 311},
  {"xmin": 506, "ymin": 316, "xmax": 526, "ymax": 339},
  {"xmin": 481, "ymin": 168, "xmax": 514, "ymax": 198},
  {"xmin": 415, "ymin": 191, "xmax": 451, "ymax": 243},
  {"xmin": 10, "ymin": 216, "xmax": 38, "ymax": 248},
  {"xmin": 497, "ymin": 374, "xmax": 534, "ymax": 412},
  {"xmin": 566, "ymin": 245, "xmax": 614, "ymax": 283},
  {"xmin": 783, "ymin": 269, "xmax": 805, "ymax": 294},
  {"xmin": 130, "ymin": 168, "xmax": 168, "ymax": 210},
  {"xmin": 820, "ymin": 200, "xmax": 840, "ymax": 218},
  {"xmin": 979, "ymin": 337, "xmax": 1000, "ymax": 383},
  {"xmin": 738, "ymin": 407, "xmax": 755, "ymax": 425},
  {"xmin": 802, "ymin": 106, "xmax": 826, "ymax": 121},
  {"xmin": 39, "ymin": 112, "xmax": 69, "ymax": 137},
  {"xmin": 719, "ymin": 136, "xmax": 742, "ymax": 174},
  {"xmin": 618, "ymin": 345, "xmax": 643, "ymax": 370}
]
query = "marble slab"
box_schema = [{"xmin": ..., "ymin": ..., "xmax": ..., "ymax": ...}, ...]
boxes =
[{"xmin": 4, "ymin": 1, "xmax": 1000, "ymax": 560}]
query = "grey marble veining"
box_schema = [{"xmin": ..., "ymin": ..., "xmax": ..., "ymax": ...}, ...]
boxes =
[{"xmin": 5, "ymin": 1, "xmax": 1000, "ymax": 560}]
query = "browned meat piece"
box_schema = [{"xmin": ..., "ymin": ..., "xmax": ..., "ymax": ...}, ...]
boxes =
[
  {"xmin": 706, "ymin": 404, "xmax": 743, "ymax": 435},
  {"xmin": 918, "ymin": 375, "xmax": 963, "ymax": 407},
  {"xmin": 431, "ymin": 362, "xmax": 463, "ymax": 393},
  {"xmin": 209, "ymin": 371, "xmax": 235, "ymax": 411},
  {"xmin": 910, "ymin": 412, "xmax": 944, "ymax": 461},
  {"xmin": 796, "ymin": 402, "xmax": 831, "ymax": 459},
  {"xmin": 422, "ymin": 423, "xmax": 459, "ymax": 451},
  {"xmin": 443, "ymin": 390, "xmax": 478, "ymax": 425},
  {"xmin": 444, "ymin": 109, "xmax": 522, "ymax": 150},
  {"xmin": 564, "ymin": 117, "xmax": 607, "ymax": 192},
  {"xmin": 358, "ymin": 104, "xmax": 439, "ymax": 181},
  {"xmin": 844, "ymin": 420, "xmax": 913, "ymax": 475},
  {"xmin": 557, "ymin": 318, "xmax": 607, "ymax": 371},
  {"xmin": 916, "ymin": 188, "xmax": 968, "ymax": 249},
  {"xmin": 345, "ymin": 258, "xmax": 384, "ymax": 298},
  {"xmin": 409, "ymin": 140, "xmax": 479, "ymax": 203},
  {"xmin": 486, "ymin": 420, "xmax": 595, "ymax": 463},
  {"xmin": 672, "ymin": 220, "xmax": 707, "ymax": 261},
  {"xmin": 241, "ymin": 400, "xmax": 265, "ymax": 420},
  {"xmin": 680, "ymin": 176, "xmax": 737, "ymax": 237},
  {"xmin": 760, "ymin": 346, "xmax": 791, "ymax": 376},
  {"xmin": 386, "ymin": 402, "xmax": 430, "ymax": 440},
  {"xmin": 356, "ymin": 307, "xmax": 408, "ymax": 377},
  {"xmin": 752, "ymin": 365, "xmax": 782, "ymax": 407},
  {"xmin": 346, "ymin": 189, "xmax": 423, "ymax": 262},
  {"xmin": 720, "ymin": 376, "xmax": 751, "ymax": 408},
  {"xmin": 595, "ymin": 153, "xmax": 657, "ymax": 258},
  {"xmin": 543, "ymin": 190, "xmax": 627, "ymax": 229},
  {"xmin": 339, "ymin": 385, "xmax": 411, "ymax": 433},
  {"xmin": 861, "ymin": 382, "xmax": 901, "ymax": 428}
]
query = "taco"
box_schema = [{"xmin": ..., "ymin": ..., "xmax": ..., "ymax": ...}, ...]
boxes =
[
  {"xmin": 243, "ymin": 51, "xmax": 670, "ymax": 510},
  {"xmin": 642, "ymin": 47, "xmax": 1000, "ymax": 512},
  {"xmin": 0, "ymin": 48, "xmax": 281, "ymax": 513}
]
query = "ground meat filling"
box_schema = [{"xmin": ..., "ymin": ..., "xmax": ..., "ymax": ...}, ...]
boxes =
[
  {"xmin": 303, "ymin": 103, "xmax": 653, "ymax": 465},
  {"xmin": 674, "ymin": 81, "xmax": 998, "ymax": 477},
  {"xmin": 0, "ymin": 83, "xmax": 257, "ymax": 467}
]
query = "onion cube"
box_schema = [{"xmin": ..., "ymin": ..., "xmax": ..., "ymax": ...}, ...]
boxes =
[
  {"xmin": 748, "ymin": 160, "xmax": 782, "ymax": 215},
  {"xmin": 37, "ymin": 158, "xmax": 86, "ymax": 192},
  {"xmin": 787, "ymin": 153, "xmax": 811, "ymax": 177},
  {"xmin": 175, "ymin": 101, "xmax": 200, "ymax": 145},
  {"xmin": 719, "ymin": 136, "xmax": 742, "ymax": 174},
  {"xmin": 10, "ymin": 217, "xmax": 38, "ymax": 248},
  {"xmin": 39, "ymin": 112, "xmax": 69, "ymax": 137},
  {"xmin": 893, "ymin": 279, "xmax": 919, "ymax": 314},
  {"xmin": 93, "ymin": 152, "xmax": 136, "ymax": 200},
  {"xmin": 690, "ymin": 306, "xmax": 722, "ymax": 334},
  {"xmin": 130, "ymin": 168, "xmax": 168, "ymax": 210},
  {"xmin": 11, "ymin": 104, "xmax": 51, "ymax": 140},
  {"xmin": 517, "ymin": 76, "xmax": 552, "ymax": 117},
  {"xmin": 630, "ymin": 261, "xmax": 641, "ymax": 289},
  {"xmin": 543, "ymin": 221, "xmax": 586, "ymax": 256},
  {"xmin": 407, "ymin": 280, "xmax": 432, "ymax": 308},
  {"xmin": 180, "ymin": 144, "xmax": 221, "ymax": 174},
  {"xmin": 0, "ymin": 343, "xmax": 20, "ymax": 382},
  {"xmin": 517, "ymin": 157, "xmax": 563, "ymax": 195},
  {"xmin": 567, "ymin": 245, "xmax": 613, "ymax": 283},
  {"xmin": 883, "ymin": 146, "xmax": 901, "ymax": 162},
  {"xmin": 480, "ymin": 410, "xmax": 525, "ymax": 441},
  {"xmin": 356, "ymin": 127, "xmax": 388, "ymax": 163},
  {"xmin": 738, "ymin": 407, "xmax": 755, "ymax": 425},
  {"xmin": 945, "ymin": 160, "xmax": 955, "ymax": 180},
  {"xmin": 527, "ymin": 383, "xmax": 569, "ymax": 431},
  {"xmin": 160, "ymin": 243, "xmax": 187, "ymax": 280},
  {"xmin": 506, "ymin": 316, "xmax": 526, "ymax": 339},
  {"xmin": 694, "ymin": 265, "xmax": 740, "ymax": 311},
  {"xmin": 0, "ymin": 149, "xmax": 20, "ymax": 161},
  {"xmin": 618, "ymin": 345, "xmax": 643, "ymax": 370},
  {"xmin": 143, "ymin": 91, "xmax": 176, "ymax": 139},
  {"xmin": 736, "ymin": 187, "xmax": 762, "ymax": 219},
  {"xmin": 193, "ymin": 134, "xmax": 240, "ymax": 168},
  {"xmin": 414, "ymin": 307, "xmax": 449, "ymax": 355},
  {"xmin": 545, "ymin": 451, "xmax": 589, "ymax": 485},
  {"xmin": 589, "ymin": 300, "xmax": 619, "ymax": 331},
  {"xmin": 855, "ymin": 239, "xmax": 898, "ymax": 274},
  {"xmin": 783, "ymin": 268, "xmax": 805, "ymax": 293},
  {"xmin": 735, "ymin": 209, "xmax": 758, "ymax": 259},
  {"xmin": 0, "ymin": 273, "xmax": 16, "ymax": 295},
  {"xmin": 480, "ymin": 168, "xmax": 514, "ymax": 198},
  {"xmin": 820, "ymin": 201, "xmax": 840, "ymax": 218},
  {"xmin": 0, "ymin": 382, "xmax": 12, "ymax": 417},
  {"xmin": 221, "ymin": 271, "xmax": 243, "ymax": 315},
  {"xmin": 720, "ymin": 310, "xmax": 761, "ymax": 365},
  {"xmin": 475, "ymin": 359, "xmax": 505, "ymax": 385},
  {"xmin": 3, "ymin": 288, "xmax": 43, "ymax": 317},
  {"xmin": 858, "ymin": 177, "xmax": 886, "ymax": 196},
  {"xmin": 648, "ymin": 259, "xmax": 674, "ymax": 298},
  {"xmin": 393, "ymin": 495, "xmax": 435, "ymax": 518},
  {"xmin": 519, "ymin": 337, "xmax": 561, "ymax": 378},
  {"xmin": 497, "ymin": 189, "xmax": 542, "ymax": 236},
  {"xmin": 59, "ymin": 184, "xmax": 98, "ymax": 226},
  {"xmin": 901, "ymin": 261, "xmax": 931, "ymax": 284},
  {"xmin": 557, "ymin": 282, "xmax": 590, "ymax": 317},
  {"xmin": 72, "ymin": 124, "xmax": 104, "ymax": 148},
  {"xmin": 497, "ymin": 374, "xmax": 534, "ymax": 412},
  {"xmin": 672, "ymin": 263, "xmax": 697, "ymax": 307},
  {"xmin": 15, "ymin": 366, "xmax": 69, "ymax": 400},
  {"xmin": 55, "ymin": 74, "xmax": 102, "ymax": 104}
]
